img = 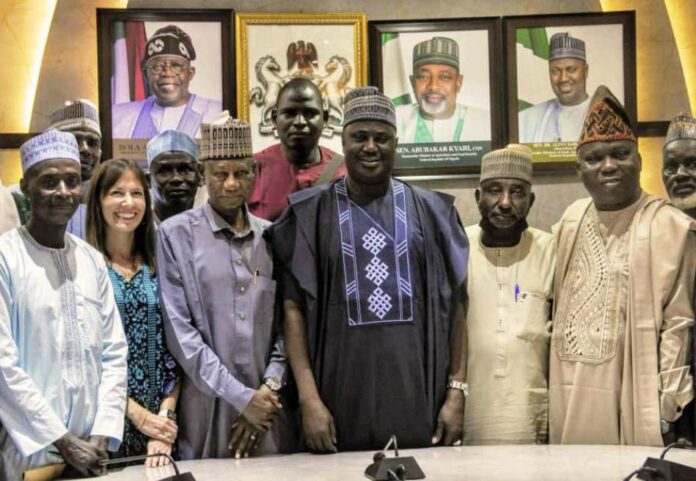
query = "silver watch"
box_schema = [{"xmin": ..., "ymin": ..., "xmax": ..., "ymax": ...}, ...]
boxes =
[{"xmin": 447, "ymin": 380, "xmax": 469, "ymax": 397}]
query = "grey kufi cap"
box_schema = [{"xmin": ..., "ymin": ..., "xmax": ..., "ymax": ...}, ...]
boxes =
[
  {"xmin": 665, "ymin": 113, "xmax": 696, "ymax": 147},
  {"xmin": 343, "ymin": 87, "xmax": 396, "ymax": 129},
  {"xmin": 49, "ymin": 99, "xmax": 101, "ymax": 137},
  {"xmin": 413, "ymin": 36, "xmax": 459, "ymax": 70},
  {"xmin": 480, "ymin": 144, "xmax": 533, "ymax": 184},
  {"xmin": 199, "ymin": 111, "xmax": 253, "ymax": 160},
  {"xmin": 549, "ymin": 32, "xmax": 586, "ymax": 61}
]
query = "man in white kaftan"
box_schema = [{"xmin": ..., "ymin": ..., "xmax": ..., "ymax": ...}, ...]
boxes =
[
  {"xmin": 463, "ymin": 144, "xmax": 555, "ymax": 444},
  {"xmin": 395, "ymin": 36, "xmax": 491, "ymax": 144},
  {"xmin": 0, "ymin": 129, "xmax": 127, "ymax": 479}
]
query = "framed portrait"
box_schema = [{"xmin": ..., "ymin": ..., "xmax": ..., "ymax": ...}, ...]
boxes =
[
  {"xmin": 236, "ymin": 12, "xmax": 368, "ymax": 154},
  {"xmin": 369, "ymin": 18, "xmax": 502, "ymax": 176},
  {"xmin": 504, "ymin": 11, "xmax": 636, "ymax": 167},
  {"xmin": 97, "ymin": 8, "xmax": 234, "ymax": 163}
]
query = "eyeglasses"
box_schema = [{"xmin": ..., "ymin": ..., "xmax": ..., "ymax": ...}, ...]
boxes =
[{"xmin": 146, "ymin": 61, "xmax": 189, "ymax": 75}]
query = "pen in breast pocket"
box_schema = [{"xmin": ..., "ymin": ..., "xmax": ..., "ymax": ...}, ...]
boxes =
[
  {"xmin": 254, "ymin": 270, "xmax": 259, "ymax": 285},
  {"xmin": 514, "ymin": 283, "xmax": 520, "ymax": 303}
]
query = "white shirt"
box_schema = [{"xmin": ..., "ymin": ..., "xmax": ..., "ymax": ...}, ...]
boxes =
[
  {"xmin": 519, "ymin": 97, "xmax": 590, "ymax": 143},
  {"xmin": 395, "ymin": 103, "xmax": 491, "ymax": 143},
  {"xmin": 463, "ymin": 225, "xmax": 555, "ymax": 444},
  {"xmin": 0, "ymin": 227, "xmax": 127, "ymax": 478}
]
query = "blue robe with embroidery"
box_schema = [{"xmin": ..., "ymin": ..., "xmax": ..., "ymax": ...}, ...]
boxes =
[{"xmin": 265, "ymin": 178, "xmax": 468, "ymax": 451}]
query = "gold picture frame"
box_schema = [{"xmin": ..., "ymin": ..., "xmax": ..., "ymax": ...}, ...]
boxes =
[{"xmin": 235, "ymin": 12, "xmax": 367, "ymax": 153}]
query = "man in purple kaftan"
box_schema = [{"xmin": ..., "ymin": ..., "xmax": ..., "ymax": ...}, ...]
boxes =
[{"xmin": 157, "ymin": 115, "xmax": 295, "ymax": 459}]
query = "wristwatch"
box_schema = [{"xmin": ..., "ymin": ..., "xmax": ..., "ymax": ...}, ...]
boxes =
[
  {"xmin": 264, "ymin": 376, "xmax": 282, "ymax": 392},
  {"xmin": 447, "ymin": 380, "xmax": 469, "ymax": 397},
  {"xmin": 158, "ymin": 409, "xmax": 177, "ymax": 422}
]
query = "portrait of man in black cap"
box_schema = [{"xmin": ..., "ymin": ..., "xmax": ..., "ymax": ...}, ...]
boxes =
[{"xmin": 112, "ymin": 24, "xmax": 222, "ymax": 140}]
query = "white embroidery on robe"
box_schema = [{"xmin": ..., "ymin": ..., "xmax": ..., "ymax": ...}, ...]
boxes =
[
  {"xmin": 554, "ymin": 208, "xmax": 627, "ymax": 362},
  {"xmin": 336, "ymin": 179, "xmax": 413, "ymax": 326}
]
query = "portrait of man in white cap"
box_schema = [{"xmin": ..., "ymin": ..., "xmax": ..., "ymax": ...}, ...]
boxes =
[
  {"xmin": 112, "ymin": 24, "xmax": 222, "ymax": 140},
  {"xmin": 518, "ymin": 32, "xmax": 591, "ymax": 143},
  {"xmin": 395, "ymin": 36, "xmax": 490, "ymax": 144}
]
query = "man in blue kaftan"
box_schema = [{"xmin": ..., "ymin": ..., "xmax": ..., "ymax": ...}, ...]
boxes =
[{"xmin": 266, "ymin": 87, "xmax": 470, "ymax": 453}]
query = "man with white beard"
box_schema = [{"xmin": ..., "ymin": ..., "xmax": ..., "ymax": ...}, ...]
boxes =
[{"xmin": 395, "ymin": 36, "xmax": 490, "ymax": 143}]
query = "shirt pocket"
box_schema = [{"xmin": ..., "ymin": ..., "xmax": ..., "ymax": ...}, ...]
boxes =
[
  {"xmin": 514, "ymin": 290, "xmax": 551, "ymax": 343},
  {"xmin": 254, "ymin": 275, "xmax": 277, "ymax": 328},
  {"xmin": 76, "ymin": 294, "xmax": 104, "ymax": 352}
]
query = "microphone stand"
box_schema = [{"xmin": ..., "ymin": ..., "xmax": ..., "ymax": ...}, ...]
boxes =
[
  {"xmin": 623, "ymin": 442, "xmax": 696, "ymax": 481},
  {"xmin": 364, "ymin": 435, "xmax": 425, "ymax": 480},
  {"xmin": 98, "ymin": 454, "xmax": 196, "ymax": 480}
]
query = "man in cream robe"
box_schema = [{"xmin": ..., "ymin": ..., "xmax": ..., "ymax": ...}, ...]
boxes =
[
  {"xmin": 661, "ymin": 113, "xmax": 696, "ymax": 440},
  {"xmin": 464, "ymin": 144, "xmax": 555, "ymax": 445},
  {"xmin": 550, "ymin": 86, "xmax": 696, "ymax": 446}
]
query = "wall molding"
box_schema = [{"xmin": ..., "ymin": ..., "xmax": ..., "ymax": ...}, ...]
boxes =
[{"xmin": 0, "ymin": 134, "xmax": 35, "ymax": 149}]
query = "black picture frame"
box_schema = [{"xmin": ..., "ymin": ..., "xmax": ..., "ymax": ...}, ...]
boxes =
[
  {"xmin": 96, "ymin": 8, "xmax": 234, "ymax": 163},
  {"xmin": 503, "ymin": 11, "xmax": 636, "ymax": 170},
  {"xmin": 369, "ymin": 17, "xmax": 503, "ymax": 177}
]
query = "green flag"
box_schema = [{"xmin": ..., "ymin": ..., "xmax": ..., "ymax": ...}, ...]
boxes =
[{"xmin": 516, "ymin": 27, "xmax": 549, "ymax": 60}]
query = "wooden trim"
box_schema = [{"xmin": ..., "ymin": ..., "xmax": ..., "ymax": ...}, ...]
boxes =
[
  {"xmin": 636, "ymin": 121, "xmax": 669, "ymax": 137},
  {"xmin": 0, "ymin": 133, "xmax": 35, "ymax": 149}
]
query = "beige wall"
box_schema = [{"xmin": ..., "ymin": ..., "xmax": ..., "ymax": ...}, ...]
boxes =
[{"xmin": 1, "ymin": 0, "xmax": 692, "ymax": 230}]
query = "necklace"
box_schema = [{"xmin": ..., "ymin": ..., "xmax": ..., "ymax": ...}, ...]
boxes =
[{"xmin": 110, "ymin": 257, "xmax": 141, "ymax": 281}]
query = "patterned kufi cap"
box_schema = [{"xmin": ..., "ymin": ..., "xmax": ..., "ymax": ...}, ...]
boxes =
[
  {"xmin": 142, "ymin": 25, "xmax": 196, "ymax": 69},
  {"xmin": 413, "ymin": 36, "xmax": 459, "ymax": 71},
  {"xmin": 549, "ymin": 32, "xmax": 586, "ymax": 61},
  {"xmin": 146, "ymin": 129, "xmax": 198, "ymax": 166},
  {"xmin": 480, "ymin": 144, "xmax": 533, "ymax": 184},
  {"xmin": 664, "ymin": 113, "xmax": 696, "ymax": 147},
  {"xmin": 343, "ymin": 87, "xmax": 396, "ymax": 129},
  {"xmin": 49, "ymin": 99, "xmax": 101, "ymax": 137},
  {"xmin": 577, "ymin": 85, "xmax": 636, "ymax": 148},
  {"xmin": 199, "ymin": 111, "xmax": 253, "ymax": 160},
  {"xmin": 20, "ymin": 129, "xmax": 80, "ymax": 173}
]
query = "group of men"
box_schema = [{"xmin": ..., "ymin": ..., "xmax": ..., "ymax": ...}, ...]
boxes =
[{"xmin": 1, "ymin": 29, "xmax": 696, "ymax": 480}]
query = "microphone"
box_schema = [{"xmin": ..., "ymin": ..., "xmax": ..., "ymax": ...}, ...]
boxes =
[
  {"xmin": 623, "ymin": 442, "xmax": 696, "ymax": 481},
  {"xmin": 98, "ymin": 454, "xmax": 196, "ymax": 480},
  {"xmin": 364, "ymin": 435, "xmax": 425, "ymax": 481}
]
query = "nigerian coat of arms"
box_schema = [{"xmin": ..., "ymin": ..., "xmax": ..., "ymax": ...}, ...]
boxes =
[{"xmin": 249, "ymin": 40, "xmax": 353, "ymax": 138}]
